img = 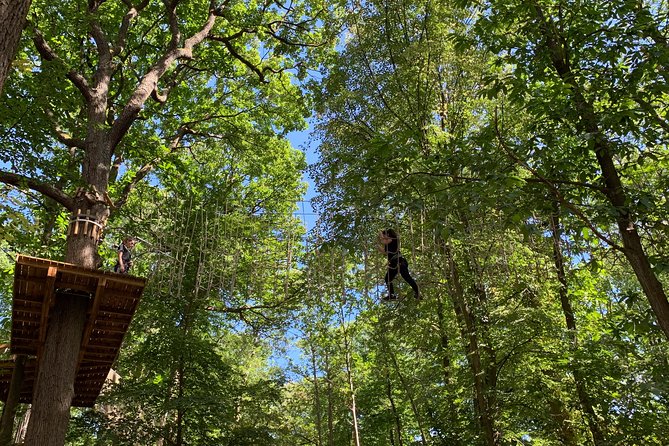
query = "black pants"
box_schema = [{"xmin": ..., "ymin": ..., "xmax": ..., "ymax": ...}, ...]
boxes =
[{"xmin": 385, "ymin": 256, "xmax": 419, "ymax": 297}]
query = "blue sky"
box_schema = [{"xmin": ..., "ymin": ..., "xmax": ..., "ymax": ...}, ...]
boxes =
[{"xmin": 288, "ymin": 127, "xmax": 319, "ymax": 233}]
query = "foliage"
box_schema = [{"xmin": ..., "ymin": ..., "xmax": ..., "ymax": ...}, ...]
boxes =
[{"xmin": 1, "ymin": 1, "xmax": 669, "ymax": 445}]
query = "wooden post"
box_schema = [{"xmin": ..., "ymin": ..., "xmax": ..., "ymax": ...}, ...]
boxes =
[{"xmin": 0, "ymin": 355, "xmax": 27, "ymax": 446}]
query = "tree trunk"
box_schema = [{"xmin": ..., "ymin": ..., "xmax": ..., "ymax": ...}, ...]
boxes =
[
  {"xmin": 599, "ymin": 151, "xmax": 669, "ymax": 340},
  {"xmin": 24, "ymin": 180, "xmax": 111, "ymax": 446},
  {"xmin": 435, "ymin": 295, "xmax": 452, "ymax": 384},
  {"xmin": 345, "ymin": 350, "xmax": 361, "ymax": 446},
  {"xmin": 384, "ymin": 342, "xmax": 428, "ymax": 446},
  {"xmin": 536, "ymin": 4, "xmax": 669, "ymax": 341},
  {"xmin": 443, "ymin": 242, "xmax": 500, "ymax": 446},
  {"xmin": 175, "ymin": 370, "xmax": 184, "ymax": 446},
  {"xmin": 311, "ymin": 345, "xmax": 324, "ymax": 446},
  {"xmin": 0, "ymin": 0, "xmax": 31, "ymax": 93},
  {"xmin": 325, "ymin": 352, "xmax": 335, "ymax": 446},
  {"xmin": 547, "ymin": 397, "xmax": 579, "ymax": 446},
  {"xmin": 384, "ymin": 368, "xmax": 404, "ymax": 446},
  {"xmin": 434, "ymin": 294, "xmax": 463, "ymax": 446},
  {"xmin": 549, "ymin": 206, "xmax": 607, "ymax": 445},
  {"xmin": 339, "ymin": 309, "xmax": 361, "ymax": 446},
  {"xmin": 0, "ymin": 355, "xmax": 26, "ymax": 446},
  {"xmin": 23, "ymin": 294, "xmax": 88, "ymax": 446}
]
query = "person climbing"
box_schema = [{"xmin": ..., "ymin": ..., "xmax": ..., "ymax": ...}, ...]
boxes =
[
  {"xmin": 378, "ymin": 228, "xmax": 420, "ymax": 300},
  {"xmin": 114, "ymin": 236, "xmax": 136, "ymax": 274}
]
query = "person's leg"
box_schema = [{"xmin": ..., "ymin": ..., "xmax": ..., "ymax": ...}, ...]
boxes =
[
  {"xmin": 384, "ymin": 264, "xmax": 399, "ymax": 299},
  {"xmin": 399, "ymin": 257, "xmax": 420, "ymax": 298}
]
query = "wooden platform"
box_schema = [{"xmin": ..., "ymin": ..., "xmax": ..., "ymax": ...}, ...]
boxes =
[
  {"xmin": 0, "ymin": 255, "xmax": 145, "ymax": 407},
  {"xmin": 0, "ymin": 359, "xmax": 122, "ymax": 407}
]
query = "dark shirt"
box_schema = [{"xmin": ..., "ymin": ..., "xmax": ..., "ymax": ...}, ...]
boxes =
[
  {"xmin": 384, "ymin": 238, "xmax": 400, "ymax": 263},
  {"xmin": 115, "ymin": 243, "xmax": 132, "ymax": 272}
]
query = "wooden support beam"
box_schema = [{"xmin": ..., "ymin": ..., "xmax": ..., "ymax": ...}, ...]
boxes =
[
  {"xmin": 36, "ymin": 266, "xmax": 57, "ymax": 359},
  {"xmin": 77, "ymin": 278, "xmax": 106, "ymax": 371}
]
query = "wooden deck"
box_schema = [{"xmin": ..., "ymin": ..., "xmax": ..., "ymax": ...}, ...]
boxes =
[{"xmin": 0, "ymin": 255, "xmax": 145, "ymax": 407}]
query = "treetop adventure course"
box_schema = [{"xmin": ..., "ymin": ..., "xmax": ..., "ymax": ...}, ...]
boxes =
[{"xmin": 2, "ymin": 0, "xmax": 669, "ymax": 445}]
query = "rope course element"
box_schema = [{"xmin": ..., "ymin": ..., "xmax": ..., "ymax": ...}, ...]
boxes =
[
  {"xmin": 67, "ymin": 210, "xmax": 104, "ymax": 243},
  {"xmin": 136, "ymin": 194, "xmax": 310, "ymax": 329}
]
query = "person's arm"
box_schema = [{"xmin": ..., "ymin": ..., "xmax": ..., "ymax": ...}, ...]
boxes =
[
  {"xmin": 377, "ymin": 233, "xmax": 388, "ymax": 254},
  {"xmin": 117, "ymin": 249, "xmax": 125, "ymax": 272}
]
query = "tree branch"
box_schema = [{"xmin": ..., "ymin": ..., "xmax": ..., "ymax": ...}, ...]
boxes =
[
  {"xmin": 0, "ymin": 171, "xmax": 75, "ymax": 211},
  {"xmin": 109, "ymin": 11, "xmax": 218, "ymax": 152},
  {"xmin": 32, "ymin": 28, "xmax": 93, "ymax": 103},
  {"xmin": 112, "ymin": 126, "xmax": 190, "ymax": 210},
  {"xmin": 635, "ymin": 96, "xmax": 669, "ymax": 135},
  {"xmin": 150, "ymin": 63, "xmax": 188, "ymax": 104},
  {"xmin": 205, "ymin": 281, "xmax": 304, "ymax": 320},
  {"xmin": 208, "ymin": 31, "xmax": 269, "ymax": 82},
  {"xmin": 265, "ymin": 19, "xmax": 324, "ymax": 48},
  {"xmin": 88, "ymin": 0, "xmax": 108, "ymax": 13},
  {"xmin": 44, "ymin": 108, "xmax": 86, "ymax": 148},
  {"xmin": 90, "ymin": 20, "xmax": 113, "ymax": 88},
  {"xmin": 493, "ymin": 109, "xmax": 621, "ymax": 250},
  {"xmin": 114, "ymin": 0, "xmax": 150, "ymax": 56},
  {"xmin": 165, "ymin": 0, "xmax": 182, "ymax": 49}
]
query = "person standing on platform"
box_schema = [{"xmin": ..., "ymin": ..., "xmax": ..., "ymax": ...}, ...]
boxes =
[{"xmin": 114, "ymin": 237, "xmax": 136, "ymax": 274}]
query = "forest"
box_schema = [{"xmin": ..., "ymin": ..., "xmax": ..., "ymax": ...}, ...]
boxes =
[{"xmin": 0, "ymin": 0, "xmax": 668, "ymax": 445}]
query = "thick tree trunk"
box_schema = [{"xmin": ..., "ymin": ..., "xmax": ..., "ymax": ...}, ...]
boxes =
[
  {"xmin": 23, "ymin": 294, "xmax": 88, "ymax": 446},
  {"xmin": 0, "ymin": 355, "xmax": 26, "ymax": 446},
  {"xmin": 0, "ymin": 0, "xmax": 31, "ymax": 93},
  {"xmin": 25, "ymin": 166, "xmax": 111, "ymax": 445}
]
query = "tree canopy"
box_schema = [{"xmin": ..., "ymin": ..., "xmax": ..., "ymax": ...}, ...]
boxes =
[{"xmin": 1, "ymin": 0, "xmax": 669, "ymax": 445}]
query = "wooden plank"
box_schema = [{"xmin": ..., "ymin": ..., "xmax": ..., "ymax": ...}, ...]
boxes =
[
  {"xmin": 17, "ymin": 255, "xmax": 145, "ymax": 287},
  {"xmin": 35, "ymin": 266, "xmax": 58, "ymax": 358},
  {"xmin": 85, "ymin": 344, "xmax": 121, "ymax": 352},
  {"xmin": 96, "ymin": 309, "xmax": 135, "ymax": 318},
  {"xmin": 81, "ymin": 358, "xmax": 116, "ymax": 364},
  {"xmin": 90, "ymin": 326, "xmax": 128, "ymax": 335},
  {"xmin": 77, "ymin": 278, "xmax": 106, "ymax": 367}
]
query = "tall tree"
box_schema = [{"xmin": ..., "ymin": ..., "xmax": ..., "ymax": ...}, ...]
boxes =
[
  {"xmin": 67, "ymin": 131, "xmax": 309, "ymax": 445},
  {"xmin": 0, "ymin": 0, "xmax": 335, "ymax": 442},
  {"xmin": 0, "ymin": 0, "xmax": 31, "ymax": 93},
  {"xmin": 457, "ymin": 0, "xmax": 669, "ymax": 339}
]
